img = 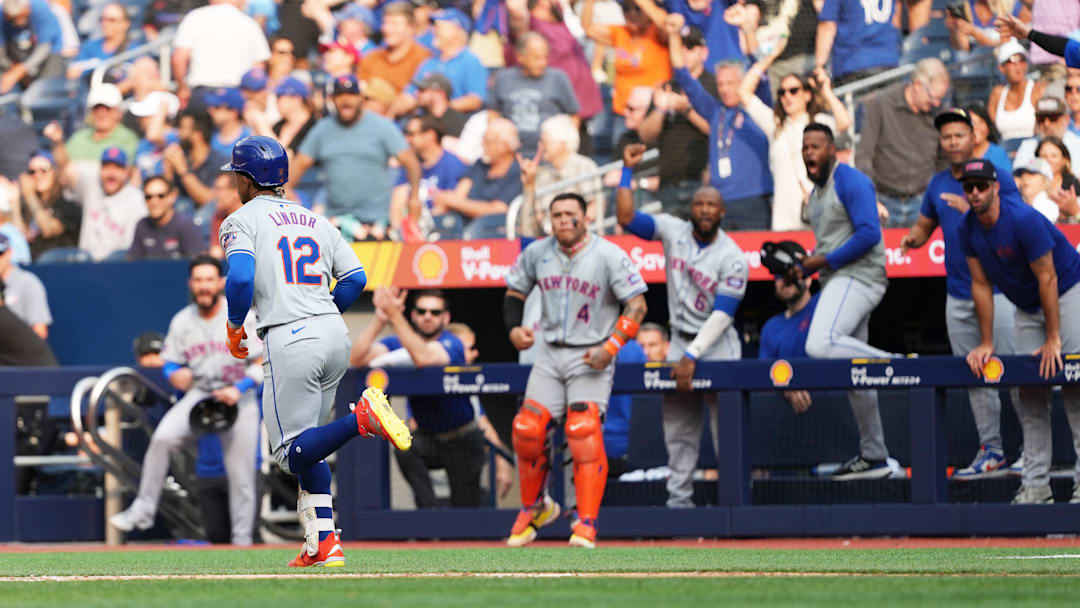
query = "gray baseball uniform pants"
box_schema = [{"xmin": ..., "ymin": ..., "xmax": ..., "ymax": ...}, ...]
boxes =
[
  {"xmin": 663, "ymin": 327, "xmax": 740, "ymax": 508},
  {"xmin": 128, "ymin": 388, "xmax": 260, "ymax": 545},
  {"xmin": 524, "ymin": 341, "xmax": 615, "ymax": 420},
  {"xmin": 262, "ymin": 314, "xmax": 351, "ymax": 474},
  {"xmin": 805, "ymin": 275, "xmax": 893, "ymax": 461},
  {"xmin": 1013, "ymin": 284, "xmax": 1080, "ymax": 489},
  {"xmin": 946, "ymin": 293, "xmax": 1021, "ymax": 451}
]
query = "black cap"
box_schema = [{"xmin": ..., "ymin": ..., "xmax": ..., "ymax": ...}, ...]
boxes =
[
  {"xmin": 934, "ymin": 107, "xmax": 972, "ymax": 130},
  {"xmin": 959, "ymin": 158, "xmax": 997, "ymax": 181},
  {"xmin": 681, "ymin": 25, "xmax": 705, "ymax": 49},
  {"xmin": 132, "ymin": 331, "xmax": 165, "ymax": 358}
]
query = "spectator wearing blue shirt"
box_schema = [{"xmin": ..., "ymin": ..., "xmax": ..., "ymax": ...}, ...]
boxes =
[
  {"xmin": 900, "ymin": 108, "xmax": 1023, "ymax": 480},
  {"xmin": 757, "ymin": 242, "xmax": 819, "ymax": 414},
  {"xmin": 403, "ymin": 9, "xmax": 488, "ymax": 114},
  {"xmin": 66, "ymin": 3, "xmax": 134, "ymax": 81},
  {"xmin": 351, "ymin": 288, "xmax": 489, "ymax": 508},
  {"xmin": 437, "ymin": 117, "xmax": 522, "ymax": 237},
  {"xmin": 391, "ymin": 114, "xmax": 469, "ymax": 239},
  {"xmin": 815, "ymin": 0, "xmax": 899, "ymax": 87},
  {"xmin": 668, "ymin": 15, "xmax": 772, "ymax": 230},
  {"xmin": 662, "ymin": 0, "xmax": 746, "ymax": 71},
  {"xmin": 129, "ymin": 91, "xmax": 182, "ymax": 181},
  {"xmin": 206, "ymin": 88, "xmax": 253, "ymax": 160},
  {"xmin": 957, "ymin": 158, "xmax": 1080, "ymax": 505},
  {"xmin": 290, "ymin": 74, "xmax": 423, "ymax": 240},
  {"xmin": 0, "ymin": 0, "xmax": 63, "ymax": 97}
]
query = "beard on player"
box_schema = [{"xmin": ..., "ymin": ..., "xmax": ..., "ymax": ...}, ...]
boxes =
[{"xmin": 193, "ymin": 286, "xmax": 222, "ymax": 313}]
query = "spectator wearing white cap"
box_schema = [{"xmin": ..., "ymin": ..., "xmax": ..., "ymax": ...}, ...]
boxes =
[
  {"xmin": 1013, "ymin": 158, "xmax": 1061, "ymax": 223},
  {"xmin": 171, "ymin": 0, "xmax": 271, "ymax": 108},
  {"xmin": 61, "ymin": 84, "xmax": 139, "ymax": 164},
  {"xmin": 0, "ymin": 233, "xmax": 50, "ymax": 339},
  {"xmin": 988, "ymin": 39, "xmax": 1042, "ymax": 143},
  {"xmin": 1013, "ymin": 97, "xmax": 1080, "ymax": 170},
  {"xmin": 400, "ymin": 8, "xmax": 488, "ymax": 114}
]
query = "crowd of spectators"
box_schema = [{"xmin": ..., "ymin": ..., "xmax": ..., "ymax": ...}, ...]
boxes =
[{"xmin": 1, "ymin": 0, "xmax": 1079, "ymax": 266}]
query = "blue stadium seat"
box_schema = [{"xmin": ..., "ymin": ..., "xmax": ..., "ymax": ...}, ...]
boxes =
[
  {"xmin": 900, "ymin": 20, "xmax": 954, "ymax": 64},
  {"xmin": 1000, "ymin": 137, "xmax": 1026, "ymax": 159},
  {"xmin": 462, "ymin": 213, "xmax": 508, "ymax": 240},
  {"xmin": 34, "ymin": 247, "xmax": 92, "ymax": 264}
]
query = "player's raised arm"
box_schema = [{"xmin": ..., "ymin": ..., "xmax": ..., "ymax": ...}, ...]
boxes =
[
  {"xmin": 616, "ymin": 143, "xmax": 657, "ymax": 240},
  {"xmin": 996, "ymin": 15, "xmax": 1080, "ymax": 69}
]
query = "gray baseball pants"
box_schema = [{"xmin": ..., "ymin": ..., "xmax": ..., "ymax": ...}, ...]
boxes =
[
  {"xmin": 1013, "ymin": 284, "xmax": 1080, "ymax": 489},
  {"xmin": 945, "ymin": 293, "xmax": 1021, "ymax": 451},
  {"xmin": 805, "ymin": 275, "xmax": 893, "ymax": 461},
  {"xmin": 128, "ymin": 387, "xmax": 260, "ymax": 545},
  {"xmin": 663, "ymin": 327, "xmax": 740, "ymax": 508}
]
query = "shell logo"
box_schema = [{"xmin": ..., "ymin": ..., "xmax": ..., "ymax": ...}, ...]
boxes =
[
  {"xmin": 983, "ymin": 356, "xmax": 1004, "ymax": 384},
  {"xmin": 769, "ymin": 359, "xmax": 793, "ymax": 387},
  {"xmin": 412, "ymin": 244, "xmax": 449, "ymax": 285},
  {"xmin": 365, "ymin": 368, "xmax": 389, "ymax": 391}
]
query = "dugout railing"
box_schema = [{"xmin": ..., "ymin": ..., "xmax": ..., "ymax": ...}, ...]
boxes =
[{"xmin": 3, "ymin": 355, "xmax": 1080, "ymax": 542}]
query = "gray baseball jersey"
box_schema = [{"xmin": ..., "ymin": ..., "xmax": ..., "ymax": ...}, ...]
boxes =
[
  {"xmin": 218, "ymin": 195, "xmax": 365, "ymax": 332},
  {"xmin": 160, "ymin": 302, "xmax": 262, "ymax": 392},
  {"xmin": 506, "ymin": 235, "xmax": 646, "ymax": 345},
  {"xmin": 649, "ymin": 214, "xmax": 748, "ymax": 334}
]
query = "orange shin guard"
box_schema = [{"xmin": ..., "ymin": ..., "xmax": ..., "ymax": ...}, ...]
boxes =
[
  {"xmin": 512, "ymin": 399, "xmax": 552, "ymax": 508},
  {"xmin": 566, "ymin": 402, "xmax": 607, "ymax": 525}
]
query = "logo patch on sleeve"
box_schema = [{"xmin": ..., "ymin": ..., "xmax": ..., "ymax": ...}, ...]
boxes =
[
  {"xmin": 726, "ymin": 276, "xmax": 745, "ymax": 289},
  {"xmin": 221, "ymin": 232, "xmax": 238, "ymax": 248}
]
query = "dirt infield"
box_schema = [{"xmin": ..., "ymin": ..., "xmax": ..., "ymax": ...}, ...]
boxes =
[{"xmin": 1, "ymin": 536, "xmax": 1079, "ymax": 554}]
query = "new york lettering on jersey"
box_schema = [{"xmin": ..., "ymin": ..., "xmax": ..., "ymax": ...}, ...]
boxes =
[
  {"xmin": 218, "ymin": 195, "xmax": 365, "ymax": 331},
  {"xmin": 651, "ymin": 214, "xmax": 747, "ymax": 334},
  {"xmin": 506, "ymin": 236, "xmax": 645, "ymax": 345},
  {"xmin": 160, "ymin": 304, "xmax": 261, "ymax": 391}
]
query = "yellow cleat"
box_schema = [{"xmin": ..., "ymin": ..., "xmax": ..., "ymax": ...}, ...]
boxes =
[
  {"xmin": 351, "ymin": 387, "xmax": 412, "ymax": 451},
  {"xmin": 506, "ymin": 495, "xmax": 561, "ymax": 547}
]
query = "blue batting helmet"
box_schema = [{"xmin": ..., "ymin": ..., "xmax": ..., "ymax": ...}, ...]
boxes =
[{"xmin": 220, "ymin": 136, "xmax": 288, "ymax": 187}]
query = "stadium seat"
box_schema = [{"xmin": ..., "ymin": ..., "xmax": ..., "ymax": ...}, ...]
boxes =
[
  {"xmin": 900, "ymin": 20, "xmax": 953, "ymax": 64},
  {"xmin": 34, "ymin": 248, "xmax": 93, "ymax": 264},
  {"xmin": 1000, "ymin": 137, "xmax": 1026, "ymax": 159}
]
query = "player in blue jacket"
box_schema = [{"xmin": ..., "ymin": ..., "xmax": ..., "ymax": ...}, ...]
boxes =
[{"xmin": 957, "ymin": 159, "xmax": 1080, "ymax": 505}]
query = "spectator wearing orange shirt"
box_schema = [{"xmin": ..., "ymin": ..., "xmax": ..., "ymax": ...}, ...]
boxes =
[{"xmin": 582, "ymin": 0, "xmax": 671, "ymax": 149}]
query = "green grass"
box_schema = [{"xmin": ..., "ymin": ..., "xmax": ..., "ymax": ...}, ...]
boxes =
[
  {"xmin": 3, "ymin": 547, "xmax": 1080, "ymax": 577},
  {"xmin": 4, "ymin": 576, "xmax": 1080, "ymax": 608},
  {"xmin": 3, "ymin": 547, "xmax": 1080, "ymax": 607}
]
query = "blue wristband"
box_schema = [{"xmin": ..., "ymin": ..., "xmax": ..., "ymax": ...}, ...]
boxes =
[
  {"xmin": 683, "ymin": 351, "xmax": 697, "ymax": 361},
  {"xmin": 619, "ymin": 166, "xmax": 634, "ymax": 189},
  {"xmin": 235, "ymin": 377, "xmax": 256, "ymax": 393}
]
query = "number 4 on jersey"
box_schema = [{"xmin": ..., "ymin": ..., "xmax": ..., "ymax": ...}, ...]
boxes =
[
  {"xmin": 577, "ymin": 303, "xmax": 590, "ymax": 324},
  {"xmin": 277, "ymin": 236, "xmax": 321, "ymax": 285}
]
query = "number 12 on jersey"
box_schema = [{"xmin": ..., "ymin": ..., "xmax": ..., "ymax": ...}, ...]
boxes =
[{"xmin": 277, "ymin": 236, "xmax": 321, "ymax": 285}]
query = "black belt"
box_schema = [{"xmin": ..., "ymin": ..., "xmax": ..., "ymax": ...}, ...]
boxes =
[
  {"xmin": 677, "ymin": 329, "xmax": 697, "ymax": 342},
  {"xmin": 429, "ymin": 420, "xmax": 480, "ymax": 442},
  {"xmin": 548, "ymin": 340, "xmax": 604, "ymax": 348}
]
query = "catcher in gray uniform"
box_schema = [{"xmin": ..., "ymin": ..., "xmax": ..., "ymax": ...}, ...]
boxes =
[
  {"xmin": 109, "ymin": 256, "xmax": 263, "ymax": 545},
  {"xmin": 503, "ymin": 192, "xmax": 647, "ymax": 549},
  {"xmin": 617, "ymin": 143, "xmax": 748, "ymax": 508}
]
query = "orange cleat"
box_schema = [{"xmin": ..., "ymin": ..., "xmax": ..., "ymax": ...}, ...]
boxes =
[
  {"xmin": 569, "ymin": 521, "xmax": 597, "ymax": 549},
  {"xmin": 350, "ymin": 387, "xmax": 412, "ymax": 451},
  {"xmin": 288, "ymin": 530, "xmax": 345, "ymax": 568}
]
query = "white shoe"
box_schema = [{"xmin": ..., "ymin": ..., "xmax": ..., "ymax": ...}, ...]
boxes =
[
  {"xmin": 109, "ymin": 506, "xmax": 154, "ymax": 532},
  {"xmin": 1011, "ymin": 484, "xmax": 1053, "ymax": 505},
  {"xmin": 1071, "ymin": 485, "xmax": 1080, "ymax": 504}
]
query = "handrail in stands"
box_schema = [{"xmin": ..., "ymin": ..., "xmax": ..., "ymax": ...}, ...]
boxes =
[{"xmin": 90, "ymin": 33, "xmax": 176, "ymax": 92}]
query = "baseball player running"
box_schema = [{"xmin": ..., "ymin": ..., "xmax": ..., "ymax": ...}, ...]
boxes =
[
  {"xmin": 616, "ymin": 143, "xmax": 748, "ymax": 508},
  {"xmin": 901, "ymin": 108, "xmax": 1024, "ymax": 479},
  {"xmin": 110, "ymin": 255, "xmax": 262, "ymax": 545},
  {"xmin": 218, "ymin": 136, "xmax": 411, "ymax": 567},
  {"xmin": 957, "ymin": 159, "xmax": 1080, "ymax": 504},
  {"xmin": 503, "ymin": 192, "xmax": 647, "ymax": 549},
  {"xmin": 796, "ymin": 123, "xmax": 898, "ymax": 480}
]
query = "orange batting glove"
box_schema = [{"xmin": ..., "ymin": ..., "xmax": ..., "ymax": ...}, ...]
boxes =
[{"xmin": 225, "ymin": 323, "xmax": 248, "ymax": 359}]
